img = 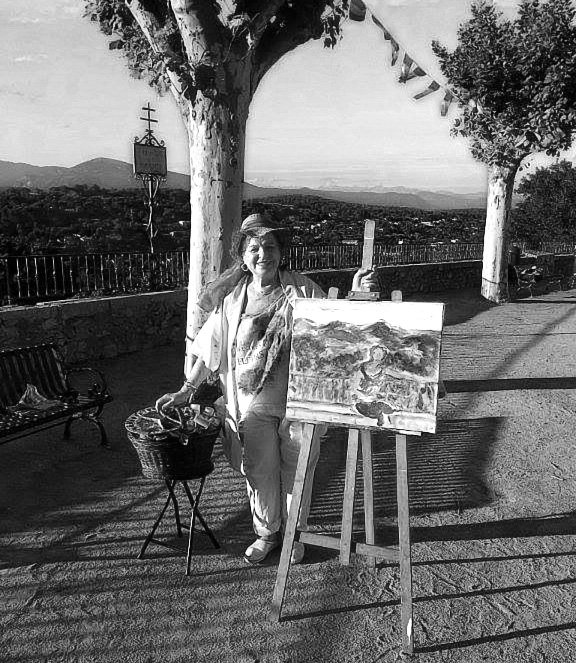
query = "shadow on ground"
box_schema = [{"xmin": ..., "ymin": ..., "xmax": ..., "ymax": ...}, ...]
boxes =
[
  {"xmin": 3, "ymin": 288, "xmax": 576, "ymax": 662},
  {"xmin": 309, "ymin": 417, "xmax": 499, "ymax": 534},
  {"xmin": 405, "ymin": 288, "xmax": 498, "ymax": 327}
]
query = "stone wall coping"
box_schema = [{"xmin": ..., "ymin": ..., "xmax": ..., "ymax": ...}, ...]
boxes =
[
  {"xmin": 305, "ymin": 259, "xmax": 482, "ymax": 274},
  {"xmin": 1, "ymin": 289, "xmax": 186, "ymax": 316}
]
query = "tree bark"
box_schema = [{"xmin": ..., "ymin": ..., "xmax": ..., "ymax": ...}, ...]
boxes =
[
  {"xmin": 122, "ymin": 2, "xmax": 331, "ymax": 376},
  {"xmin": 182, "ymin": 65, "xmax": 251, "ymax": 375},
  {"xmin": 481, "ymin": 163, "xmax": 518, "ymax": 303}
]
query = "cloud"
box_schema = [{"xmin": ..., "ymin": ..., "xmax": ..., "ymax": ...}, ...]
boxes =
[
  {"xmin": 379, "ymin": 0, "xmax": 519, "ymax": 6},
  {"xmin": 380, "ymin": 0, "xmax": 442, "ymax": 5},
  {"xmin": 8, "ymin": 16, "xmax": 42, "ymax": 24},
  {"xmin": 4, "ymin": 1, "xmax": 82, "ymax": 24},
  {"xmin": 0, "ymin": 85, "xmax": 42, "ymax": 101},
  {"xmin": 12, "ymin": 54, "xmax": 48, "ymax": 64},
  {"xmin": 62, "ymin": 6, "xmax": 83, "ymax": 17}
]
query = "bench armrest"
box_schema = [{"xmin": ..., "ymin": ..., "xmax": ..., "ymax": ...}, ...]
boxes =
[{"xmin": 66, "ymin": 366, "xmax": 111, "ymax": 400}]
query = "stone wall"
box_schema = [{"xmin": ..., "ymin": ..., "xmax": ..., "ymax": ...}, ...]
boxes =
[
  {"xmin": 2, "ymin": 254, "xmax": 572, "ymax": 364},
  {"xmin": 0, "ymin": 290, "xmax": 187, "ymax": 364},
  {"xmin": 306, "ymin": 260, "xmax": 483, "ymax": 297}
]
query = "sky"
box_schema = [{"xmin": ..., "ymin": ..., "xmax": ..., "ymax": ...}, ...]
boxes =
[{"xmin": 1, "ymin": 0, "xmax": 574, "ymax": 193}]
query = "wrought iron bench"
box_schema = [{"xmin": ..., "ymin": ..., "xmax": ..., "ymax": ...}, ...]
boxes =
[
  {"xmin": 0, "ymin": 343, "xmax": 113, "ymax": 447},
  {"xmin": 508, "ymin": 264, "xmax": 569, "ymax": 299},
  {"xmin": 508, "ymin": 265, "xmax": 538, "ymax": 298}
]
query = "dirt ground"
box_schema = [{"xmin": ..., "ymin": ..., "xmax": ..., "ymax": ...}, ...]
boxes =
[{"xmin": 2, "ymin": 287, "xmax": 576, "ymax": 663}]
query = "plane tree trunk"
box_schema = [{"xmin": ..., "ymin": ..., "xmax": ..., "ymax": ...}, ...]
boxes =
[
  {"xmin": 114, "ymin": 0, "xmax": 343, "ymax": 374},
  {"xmin": 182, "ymin": 65, "xmax": 251, "ymax": 372},
  {"xmin": 481, "ymin": 163, "xmax": 519, "ymax": 303}
]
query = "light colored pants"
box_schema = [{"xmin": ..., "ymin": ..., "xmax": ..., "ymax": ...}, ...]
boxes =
[{"xmin": 239, "ymin": 411, "xmax": 322, "ymax": 538}]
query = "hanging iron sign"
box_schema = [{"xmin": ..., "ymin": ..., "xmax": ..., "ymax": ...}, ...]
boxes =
[{"xmin": 133, "ymin": 142, "xmax": 167, "ymax": 177}]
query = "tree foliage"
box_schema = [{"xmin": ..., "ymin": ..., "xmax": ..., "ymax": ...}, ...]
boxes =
[
  {"xmin": 432, "ymin": 0, "xmax": 576, "ymax": 168},
  {"xmin": 84, "ymin": 1, "xmax": 351, "ymax": 110},
  {"xmin": 512, "ymin": 160, "xmax": 576, "ymax": 247}
]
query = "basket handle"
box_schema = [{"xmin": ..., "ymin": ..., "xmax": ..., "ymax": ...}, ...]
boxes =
[{"xmin": 160, "ymin": 405, "xmax": 187, "ymax": 431}]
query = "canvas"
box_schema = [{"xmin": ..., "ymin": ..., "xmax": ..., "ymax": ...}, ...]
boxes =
[{"xmin": 287, "ymin": 299, "xmax": 445, "ymax": 434}]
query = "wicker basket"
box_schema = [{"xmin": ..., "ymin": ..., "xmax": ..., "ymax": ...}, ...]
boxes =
[{"xmin": 125, "ymin": 406, "xmax": 220, "ymax": 480}]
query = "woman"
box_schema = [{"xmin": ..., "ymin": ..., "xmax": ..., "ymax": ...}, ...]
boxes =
[{"xmin": 156, "ymin": 213, "xmax": 377, "ymax": 565}]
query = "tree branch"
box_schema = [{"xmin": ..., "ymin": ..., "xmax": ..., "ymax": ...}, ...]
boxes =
[
  {"xmin": 248, "ymin": 0, "xmax": 288, "ymax": 42},
  {"xmin": 168, "ymin": 0, "xmax": 225, "ymax": 60},
  {"xmin": 252, "ymin": 12, "xmax": 319, "ymax": 91},
  {"xmin": 125, "ymin": 0, "xmax": 188, "ymax": 110}
]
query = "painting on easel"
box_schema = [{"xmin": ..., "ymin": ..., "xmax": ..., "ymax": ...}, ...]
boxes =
[{"xmin": 287, "ymin": 299, "xmax": 445, "ymax": 434}]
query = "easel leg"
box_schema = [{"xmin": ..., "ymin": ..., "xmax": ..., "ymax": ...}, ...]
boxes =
[
  {"xmin": 340, "ymin": 428, "xmax": 359, "ymax": 565},
  {"xmin": 396, "ymin": 433, "xmax": 414, "ymax": 654},
  {"xmin": 361, "ymin": 430, "xmax": 375, "ymax": 569},
  {"xmin": 271, "ymin": 423, "xmax": 315, "ymax": 621}
]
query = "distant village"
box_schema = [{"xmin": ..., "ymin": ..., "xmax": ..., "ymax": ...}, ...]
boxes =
[{"xmin": 0, "ymin": 185, "xmax": 487, "ymax": 256}]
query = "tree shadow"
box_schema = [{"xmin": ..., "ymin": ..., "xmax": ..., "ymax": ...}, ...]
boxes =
[
  {"xmin": 413, "ymin": 511, "xmax": 576, "ymax": 546},
  {"xmin": 444, "ymin": 376, "xmax": 576, "ymax": 392},
  {"xmin": 404, "ymin": 288, "xmax": 498, "ymax": 327},
  {"xmin": 417, "ymin": 619, "xmax": 576, "ymax": 654},
  {"xmin": 510, "ymin": 298, "xmax": 576, "ymax": 305},
  {"xmin": 308, "ymin": 417, "xmax": 500, "ymax": 531}
]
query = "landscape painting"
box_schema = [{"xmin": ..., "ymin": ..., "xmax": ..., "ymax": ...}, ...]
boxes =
[{"xmin": 287, "ymin": 299, "xmax": 445, "ymax": 434}]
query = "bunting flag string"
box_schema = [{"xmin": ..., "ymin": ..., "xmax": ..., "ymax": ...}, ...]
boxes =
[
  {"xmin": 349, "ymin": 0, "xmax": 472, "ymax": 117},
  {"xmin": 441, "ymin": 91, "xmax": 455, "ymax": 117},
  {"xmin": 414, "ymin": 80, "xmax": 441, "ymax": 100},
  {"xmin": 371, "ymin": 15, "xmax": 400, "ymax": 66},
  {"xmin": 398, "ymin": 53, "xmax": 427, "ymax": 84}
]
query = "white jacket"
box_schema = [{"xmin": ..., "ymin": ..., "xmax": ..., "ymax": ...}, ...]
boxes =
[{"xmin": 191, "ymin": 269, "xmax": 325, "ymax": 469}]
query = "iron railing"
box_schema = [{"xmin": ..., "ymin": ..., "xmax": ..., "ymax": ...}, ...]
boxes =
[
  {"xmin": 286, "ymin": 242, "xmax": 484, "ymax": 271},
  {"xmin": 0, "ymin": 251, "xmax": 189, "ymax": 306},
  {"xmin": 3, "ymin": 241, "xmax": 573, "ymax": 307},
  {"xmin": 528, "ymin": 242, "xmax": 576, "ymax": 255}
]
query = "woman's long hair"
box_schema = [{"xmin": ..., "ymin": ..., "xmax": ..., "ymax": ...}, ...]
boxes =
[{"xmin": 197, "ymin": 228, "xmax": 289, "ymax": 312}]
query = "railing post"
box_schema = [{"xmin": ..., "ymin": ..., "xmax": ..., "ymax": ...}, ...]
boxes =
[
  {"xmin": 0, "ymin": 243, "xmax": 489, "ymax": 305},
  {"xmin": 1, "ymin": 258, "xmax": 11, "ymax": 306}
]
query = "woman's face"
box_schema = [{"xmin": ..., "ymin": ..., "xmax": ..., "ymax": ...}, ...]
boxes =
[
  {"xmin": 242, "ymin": 232, "xmax": 281, "ymax": 282},
  {"xmin": 372, "ymin": 347, "xmax": 385, "ymax": 361}
]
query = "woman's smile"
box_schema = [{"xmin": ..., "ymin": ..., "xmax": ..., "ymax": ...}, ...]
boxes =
[{"xmin": 243, "ymin": 233, "xmax": 282, "ymax": 284}]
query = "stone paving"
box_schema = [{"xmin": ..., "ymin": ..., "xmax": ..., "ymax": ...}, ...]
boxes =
[{"xmin": 2, "ymin": 287, "xmax": 576, "ymax": 662}]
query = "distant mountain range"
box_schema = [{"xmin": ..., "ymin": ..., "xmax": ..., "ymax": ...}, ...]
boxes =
[{"xmin": 0, "ymin": 157, "xmax": 490, "ymax": 210}]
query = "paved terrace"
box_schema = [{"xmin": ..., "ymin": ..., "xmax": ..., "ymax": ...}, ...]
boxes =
[{"xmin": 2, "ymin": 287, "xmax": 576, "ymax": 663}]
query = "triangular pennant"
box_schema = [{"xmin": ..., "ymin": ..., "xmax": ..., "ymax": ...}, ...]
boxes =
[
  {"xmin": 468, "ymin": 97, "xmax": 484, "ymax": 113},
  {"xmin": 371, "ymin": 15, "xmax": 400, "ymax": 66},
  {"xmin": 368, "ymin": 7, "xmax": 463, "ymax": 119},
  {"xmin": 413, "ymin": 80, "xmax": 441, "ymax": 100},
  {"xmin": 399, "ymin": 54, "xmax": 426, "ymax": 83},
  {"xmin": 389, "ymin": 37, "xmax": 400, "ymax": 66},
  {"xmin": 441, "ymin": 90, "xmax": 455, "ymax": 116},
  {"xmin": 405, "ymin": 65, "xmax": 427, "ymax": 81},
  {"xmin": 399, "ymin": 54, "xmax": 414, "ymax": 83},
  {"xmin": 349, "ymin": 0, "xmax": 367, "ymax": 21}
]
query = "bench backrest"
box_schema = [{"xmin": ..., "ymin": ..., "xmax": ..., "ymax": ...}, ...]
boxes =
[{"xmin": 0, "ymin": 344, "xmax": 69, "ymax": 408}]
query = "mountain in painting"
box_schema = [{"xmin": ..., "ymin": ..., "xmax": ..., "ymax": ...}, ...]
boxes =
[{"xmin": 291, "ymin": 316, "xmax": 440, "ymax": 381}]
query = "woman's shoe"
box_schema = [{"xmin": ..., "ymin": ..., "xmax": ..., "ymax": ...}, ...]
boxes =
[
  {"xmin": 244, "ymin": 535, "xmax": 281, "ymax": 565},
  {"xmin": 290, "ymin": 541, "xmax": 305, "ymax": 565}
]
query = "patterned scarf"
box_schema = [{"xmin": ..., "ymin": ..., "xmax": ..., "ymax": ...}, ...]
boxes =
[{"xmin": 236, "ymin": 292, "xmax": 293, "ymax": 396}]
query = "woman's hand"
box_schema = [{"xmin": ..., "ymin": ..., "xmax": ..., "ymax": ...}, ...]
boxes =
[
  {"xmin": 155, "ymin": 357, "xmax": 210, "ymax": 413},
  {"xmin": 352, "ymin": 268, "xmax": 380, "ymax": 293},
  {"xmin": 155, "ymin": 389, "xmax": 190, "ymax": 413}
]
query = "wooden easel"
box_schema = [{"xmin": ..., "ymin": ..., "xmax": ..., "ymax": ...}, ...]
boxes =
[{"xmin": 271, "ymin": 220, "xmax": 416, "ymax": 654}]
